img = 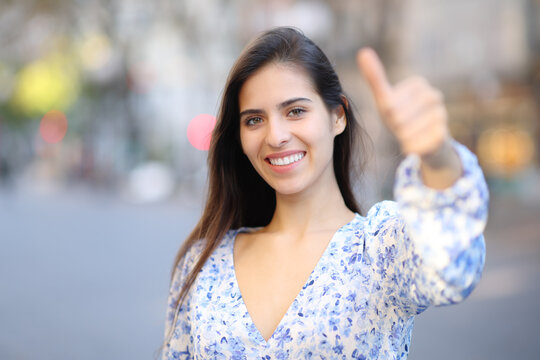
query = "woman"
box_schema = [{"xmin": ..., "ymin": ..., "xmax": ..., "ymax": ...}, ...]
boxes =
[{"xmin": 162, "ymin": 27, "xmax": 488, "ymax": 359}]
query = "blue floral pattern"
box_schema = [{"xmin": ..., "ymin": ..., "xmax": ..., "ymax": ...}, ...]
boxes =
[{"xmin": 163, "ymin": 141, "xmax": 488, "ymax": 359}]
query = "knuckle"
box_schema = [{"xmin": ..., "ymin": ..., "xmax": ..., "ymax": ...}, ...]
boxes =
[
  {"xmin": 406, "ymin": 76, "xmax": 429, "ymax": 91},
  {"xmin": 412, "ymin": 75, "xmax": 428, "ymax": 86},
  {"xmin": 430, "ymin": 89, "xmax": 443, "ymax": 102},
  {"xmin": 435, "ymin": 107, "xmax": 448, "ymax": 122}
]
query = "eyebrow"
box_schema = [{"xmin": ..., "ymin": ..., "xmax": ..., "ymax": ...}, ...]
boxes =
[{"xmin": 239, "ymin": 97, "xmax": 312, "ymax": 118}]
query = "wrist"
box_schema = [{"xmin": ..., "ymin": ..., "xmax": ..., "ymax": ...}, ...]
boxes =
[
  {"xmin": 419, "ymin": 138, "xmax": 463, "ymax": 189},
  {"xmin": 420, "ymin": 137, "xmax": 455, "ymax": 170}
]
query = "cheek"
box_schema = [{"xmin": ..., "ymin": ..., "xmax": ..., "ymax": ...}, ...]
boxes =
[
  {"xmin": 300, "ymin": 120, "xmax": 335, "ymax": 146},
  {"xmin": 239, "ymin": 131, "xmax": 259, "ymax": 161}
]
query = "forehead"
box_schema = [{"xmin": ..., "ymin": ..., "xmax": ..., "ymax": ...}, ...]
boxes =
[{"xmin": 239, "ymin": 62, "xmax": 317, "ymax": 110}]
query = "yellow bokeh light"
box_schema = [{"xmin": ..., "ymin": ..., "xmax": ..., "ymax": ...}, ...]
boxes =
[
  {"xmin": 10, "ymin": 54, "xmax": 79, "ymax": 117},
  {"xmin": 477, "ymin": 128, "xmax": 535, "ymax": 176}
]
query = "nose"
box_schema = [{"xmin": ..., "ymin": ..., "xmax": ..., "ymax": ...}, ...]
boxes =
[{"xmin": 265, "ymin": 116, "xmax": 291, "ymax": 148}]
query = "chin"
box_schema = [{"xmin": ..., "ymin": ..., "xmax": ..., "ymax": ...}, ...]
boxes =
[
  {"xmin": 274, "ymin": 188, "xmax": 303, "ymax": 196},
  {"xmin": 268, "ymin": 180, "xmax": 308, "ymax": 196}
]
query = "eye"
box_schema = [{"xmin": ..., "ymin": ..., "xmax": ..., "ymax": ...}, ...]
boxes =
[
  {"xmin": 288, "ymin": 107, "xmax": 305, "ymax": 117},
  {"xmin": 245, "ymin": 116, "xmax": 263, "ymax": 126}
]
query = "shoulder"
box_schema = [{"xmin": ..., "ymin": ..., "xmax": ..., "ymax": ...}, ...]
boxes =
[
  {"xmin": 359, "ymin": 201, "xmax": 412, "ymax": 274},
  {"xmin": 171, "ymin": 238, "xmax": 205, "ymax": 284},
  {"xmin": 362, "ymin": 200, "xmax": 408, "ymax": 253},
  {"xmin": 364, "ymin": 200, "xmax": 403, "ymax": 232},
  {"xmin": 170, "ymin": 231, "xmax": 237, "ymax": 289}
]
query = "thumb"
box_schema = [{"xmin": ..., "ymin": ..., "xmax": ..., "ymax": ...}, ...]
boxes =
[{"xmin": 357, "ymin": 48, "xmax": 392, "ymax": 109}]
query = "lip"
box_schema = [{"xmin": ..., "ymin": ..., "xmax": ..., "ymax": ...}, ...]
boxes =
[{"xmin": 264, "ymin": 150, "xmax": 306, "ymax": 174}]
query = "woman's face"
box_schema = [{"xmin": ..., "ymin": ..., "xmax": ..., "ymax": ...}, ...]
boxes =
[{"xmin": 239, "ymin": 62, "xmax": 346, "ymax": 196}]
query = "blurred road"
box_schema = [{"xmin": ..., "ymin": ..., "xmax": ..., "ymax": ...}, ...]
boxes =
[{"xmin": 1, "ymin": 187, "xmax": 539, "ymax": 359}]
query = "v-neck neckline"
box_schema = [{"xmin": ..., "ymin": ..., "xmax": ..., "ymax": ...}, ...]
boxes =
[{"xmin": 230, "ymin": 213, "xmax": 360, "ymax": 346}]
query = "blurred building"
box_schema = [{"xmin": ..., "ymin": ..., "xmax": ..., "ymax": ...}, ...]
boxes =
[{"xmin": 0, "ymin": 0, "xmax": 538, "ymax": 202}]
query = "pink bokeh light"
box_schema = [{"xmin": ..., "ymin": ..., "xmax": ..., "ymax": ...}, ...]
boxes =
[
  {"xmin": 40, "ymin": 110, "xmax": 68, "ymax": 144},
  {"xmin": 187, "ymin": 114, "xmax": 216, "ymax": 151}
]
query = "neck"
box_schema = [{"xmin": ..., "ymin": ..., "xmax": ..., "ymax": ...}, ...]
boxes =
[{"xmin": 265, "ymin": 172, "xmax": 355, "ymax": 241}]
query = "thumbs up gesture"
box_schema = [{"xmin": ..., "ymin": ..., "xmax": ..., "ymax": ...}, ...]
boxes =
[
  {"xmin": 357, "ymin": 48, "xmax": 462, "ymax": 188},
  {"xmin": 357, "ymin": 48, "xmax": 450, "ymax": 157}
]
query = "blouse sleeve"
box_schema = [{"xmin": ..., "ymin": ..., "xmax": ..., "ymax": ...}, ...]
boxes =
[{"xmin": 364, "ymin": 140, "xmax": 489, "ymax": 317}]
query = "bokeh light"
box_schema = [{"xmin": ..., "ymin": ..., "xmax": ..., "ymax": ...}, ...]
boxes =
[
  {"xmin": 10, "ymin": 54, "xmax": 79, "ymax": 117},
  {"xmin": 477, "ymin": 128, "xmax": 535, "ymax": 176},
  {"xmin": 187, "ymin": 114, "xmax": 216, "ymax": 151},
  {"xmin": 40, "ymin": 110, "xmax": 68, "ymax": 144}
]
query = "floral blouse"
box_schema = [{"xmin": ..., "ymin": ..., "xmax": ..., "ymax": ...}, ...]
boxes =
[{"xmin": 162, "ymin": 141, "xmax": 488, "ymax": 359}]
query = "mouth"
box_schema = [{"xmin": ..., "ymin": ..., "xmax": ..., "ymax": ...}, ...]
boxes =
[{"xmin": 265, "ymin": 151, "xmax": 306, "ymax": 166}]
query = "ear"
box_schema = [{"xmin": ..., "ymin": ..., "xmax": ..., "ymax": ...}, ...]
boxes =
[{"xmin": 333, "ymin": 95, "xmax": 348, "ymax": 136}]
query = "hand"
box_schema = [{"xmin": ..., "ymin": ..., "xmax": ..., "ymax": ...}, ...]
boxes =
[
  {"xmin": 357, "ymin": 48, "xmax": 463, "ymax": 189},
  {"xmin": 357, "ymin": 48, "xmax": 450, "ymax": 158}
]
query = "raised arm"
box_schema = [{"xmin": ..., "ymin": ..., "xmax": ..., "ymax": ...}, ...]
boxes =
[{"xmin": 358, "ymin": 49, "xmax": 489, "ymax": 316}]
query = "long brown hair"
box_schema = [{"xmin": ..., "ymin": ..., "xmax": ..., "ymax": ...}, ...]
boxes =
[{"xmin": 164, "ymin": 26, "xmax": 370, "ymax": 348}]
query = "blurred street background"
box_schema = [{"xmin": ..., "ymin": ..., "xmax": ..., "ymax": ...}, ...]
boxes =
[{"xmin": 1, "ymin": 0, "xmax": 539, "ymax": 359}]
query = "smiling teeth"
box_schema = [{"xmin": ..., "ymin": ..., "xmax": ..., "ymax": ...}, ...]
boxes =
[{"xmin": 269, "ymin": 152, "xmax": 304, "ymax": 166}]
